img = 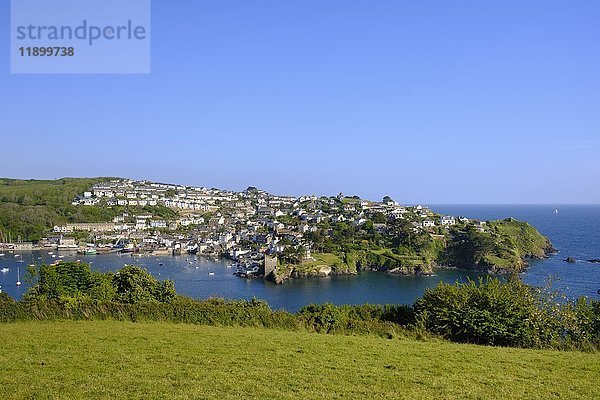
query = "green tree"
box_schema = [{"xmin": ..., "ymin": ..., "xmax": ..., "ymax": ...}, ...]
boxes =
[
  {"xmin": 371, "ymin": 212, "xmax": 386, "ymax": 224},
  {"xmin": 413, "ymin": 277, "xmax": 556, "ymax": 347},
  {"xmin": 112, "ymin": 265, "xmax": 176, "ymax": 304}
]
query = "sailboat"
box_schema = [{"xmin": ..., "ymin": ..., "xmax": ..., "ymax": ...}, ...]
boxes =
[
  {"xmin": 16, "ymin": 265, "xmax": 22, "ymax": 286},
  {"xmin": 554, "ymin": 209, "xmax": 559, "ymax": 214}
]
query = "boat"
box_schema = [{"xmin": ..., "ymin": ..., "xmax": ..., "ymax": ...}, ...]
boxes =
[
  {"xmin": 208, "ymin": 272, "xmax": 215, "ymax": 276},
  {"xmin": 16, "ymin": 266, "xmax": 21, "ymax": 286},
  {"xmin": 119, "ymin": 243, "xmax": 135, "ymax": 254},
  {"xmin": 554, "ymin": 209, "xmax": 559, "ymax": 214},
  {"xmin": 158, "ymin": 262, "xmax": 164, "ymax": 267},
  {"xmin": 0, "ymin": 268, "xmax": 9, "ymax": 273},
  {"xmin": 57, "ymin": 244, "xmax": 78, "ymax": 251},
  {"xmin": 0, "ymin": 253, "xmax": 5, "ymax": 257},
  {"xmin": 185, "ymin": 243, "xmax": 199, "ymax": 254}
]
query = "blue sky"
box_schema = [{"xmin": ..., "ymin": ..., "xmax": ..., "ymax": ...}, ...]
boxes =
[{"xmin": 1, "ymin": 1, "xmax": 598, "ymax": 203}]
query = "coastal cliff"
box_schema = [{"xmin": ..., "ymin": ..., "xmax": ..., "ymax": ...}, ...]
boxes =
[
  {"xmin": 266, "ymin": 253, "xmax": 358, "ymax": 284},
  {"xmin": 267, "ymin": 218, "xmax": 554, "ymax": 283},
  {"xmin": 445, "ymin": 218, "xmax": 555, "ymax": 273}
]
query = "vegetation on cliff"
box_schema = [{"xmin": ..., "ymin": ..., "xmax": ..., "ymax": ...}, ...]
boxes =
[
  {"xmin": 282, "ymin": 217, "xmax": 553, "ymax": 277},
  {"xmin": 445, "ymin": 218, "xmax": 555, "ymax": 272}
]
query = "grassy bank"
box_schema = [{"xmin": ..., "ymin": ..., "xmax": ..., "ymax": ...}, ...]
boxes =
[
  {"xmin": 1, "ymin": 320, "xmax": 598, "ymax": 399},
  {"xmin": 8, "ymin": 262, "xmax": 600, "ymax": 350}
]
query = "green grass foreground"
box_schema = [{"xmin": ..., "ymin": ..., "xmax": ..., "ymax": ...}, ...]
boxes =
[{"xmin": 1, "ymin": 321, "xmax": 598, "ymax": 399}]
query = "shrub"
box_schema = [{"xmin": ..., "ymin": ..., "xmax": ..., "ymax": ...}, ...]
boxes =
[
  {"xmin": 555, "ymin": 297, "xmax": 600, "ymax": 351},
  {"xmin": 298, "ymin": 303, "xmax": 345, "ymax": 333},
  {"xmin": 297, "ymin": 303, "xmax": 416, "ymax": 338},
  {"xmin": 26, "ymin": 263, "xmax": 174, "ymax": 304},
  {"xmin": 413, "ymin": 277, "xmax": 556, "ymax": 348},
  {"xmin": 35, "ymin": 262, "xmax": 96, "ymax": 299},
  {"xmin": 112, "ymin": 265, "xmax": 176, "ymax": 304},
  {"xmin": 0, "ymin": 292, "xmax": 15, "ymax": 304}
]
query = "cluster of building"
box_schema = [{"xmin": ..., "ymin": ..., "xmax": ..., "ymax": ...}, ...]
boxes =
[
  {"xmin": 46, "ymin": 179, "xmax": 486, "ymax": 274},
  {"xmin": 72, "ymin": 180, "xmax": 230, "ymax": 211}
]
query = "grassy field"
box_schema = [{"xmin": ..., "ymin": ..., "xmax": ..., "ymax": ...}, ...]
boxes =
[
  {"xmin": 1, "ymin": 321, "xmax": 598, "ymax": 399},
  {"xmin": 300, "ymin": 252, "xmax": 344, "ymax": 269}
]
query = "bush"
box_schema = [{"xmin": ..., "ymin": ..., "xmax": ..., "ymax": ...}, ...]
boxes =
[
  {"xmin": 297, "ymin": 303, "xmax": 416, "ymax": 338},
  {"xmin": 414, "ymin": 277, "xmax": 600, "ymax": 349},
  {"xmin": 112, "ymin": 265, "xmax": 176, "ymax": 304},
  {"xmin": 0, "ymin": 292, "xmax": 15, "ymax": 304},
  {"xmin": 26, "ymin": 263, "xmax": 174, "ymax": 304},
  {"xmin": 0, "ymin": 296, "xmax": 298, "ymax": 329},
  {"xmin": 35, "ymin": 262, "xmax": 97, "ymax": 299},
  {"xmin": 298, "ymin": 303, "xmax": 345, "ymax": 333},
  {"xmin": 414, "ymin": 278, "xmax": 544, "ymax": 347}
]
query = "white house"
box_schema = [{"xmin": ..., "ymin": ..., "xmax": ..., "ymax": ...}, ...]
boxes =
[
  {"xmin": 135, "ymin": 219, "xmax": 147, "ymax": 230},
  {"xmin": 150, "ymin": 220, "xmax": 167, "ymax": 229},
  {"xmin": 440, "ymin": 216, "xmax": 456, "ymax": 226}
]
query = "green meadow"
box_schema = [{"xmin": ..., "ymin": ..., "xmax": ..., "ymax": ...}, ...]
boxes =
[{"xmin": 1, "ymin": 320, "xmax": 598, "ymax": 399}]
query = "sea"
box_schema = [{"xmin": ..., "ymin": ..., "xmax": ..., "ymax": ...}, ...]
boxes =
[{"xmin": 1, "ymin": 205, "xmax": 598, "ymax": 312}]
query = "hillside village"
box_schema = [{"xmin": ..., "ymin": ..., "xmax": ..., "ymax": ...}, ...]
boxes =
[
  {"xmin": 0, "ymin": 178, "xmax": 553, "ymax": 280},
  {"xmin": 36, "ymin": 179, "xmax": 493, "ymax": 277}
]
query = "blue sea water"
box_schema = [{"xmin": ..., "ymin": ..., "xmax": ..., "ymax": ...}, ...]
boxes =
[{"xmin": 1, "ymin": 205, "xmax": 598, "ymax": 311}]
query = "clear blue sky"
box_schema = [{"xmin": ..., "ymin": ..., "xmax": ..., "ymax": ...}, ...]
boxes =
[{"xmin": 1, "ymin": 1, "xmax": 598, "ymax": 203}]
